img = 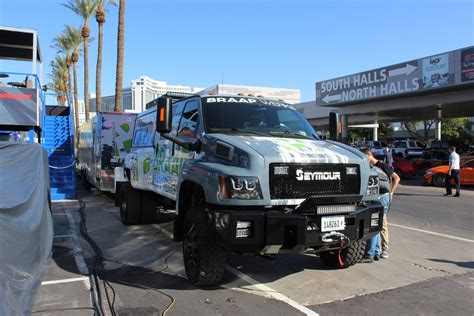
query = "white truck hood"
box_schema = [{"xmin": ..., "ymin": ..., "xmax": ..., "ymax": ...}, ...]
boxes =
[{"xmin": 213, "ymin": 135, "xmax": 365, "ymax": 165}]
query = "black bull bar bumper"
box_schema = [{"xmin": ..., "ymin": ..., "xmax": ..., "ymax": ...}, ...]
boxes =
[{"xmin": 211, "ymin": 200, "xmax": 384, "ymax": 254}]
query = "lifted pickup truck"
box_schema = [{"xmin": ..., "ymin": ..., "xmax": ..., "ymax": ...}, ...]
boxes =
[{"xmin": 115, "ymin": 95, "xmax": 384, "ymax": 286}]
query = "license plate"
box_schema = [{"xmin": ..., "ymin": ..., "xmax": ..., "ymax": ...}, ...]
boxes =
[{"xmin": 321, "ymin": 216, "xmax": 345, "ymax": 232}]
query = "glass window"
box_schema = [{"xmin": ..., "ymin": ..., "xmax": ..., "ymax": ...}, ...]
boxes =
[
  {"xmin": 177, "ymin": 100, "xmax": 199, "ymax": 138},
  {"xmin": 409, "ymin": 141, "xmax": 417, "ymax": 147},
  {"xmin": 203, "ymin": 99, "xmax": 317, "ymax": 139},
  {"xmin": 171, "ymin": 101, "xmax": 186, "ymax": 135},
  {"xmin": 463, "ymin": 160, "xmax": 474, "ymax": 168},
  {"xmin": 133, "ymin": 111, "xmax": 156, "ymax": 147}
]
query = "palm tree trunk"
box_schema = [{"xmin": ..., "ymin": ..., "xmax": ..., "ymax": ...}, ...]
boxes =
[
  {"xmin": 96, "ymin": 21, "xmax": 103, "ymax": 112},
  {"xmin": 84, "ymin": 35, "xmax": 90, "ymax": 121},
  {"xmin": 114, "ymin": 0, "xmax": 126, "ymax": 112},
  {"xmin": 73, "ymin": 61, "xmax": 80, "ymax": 145}
]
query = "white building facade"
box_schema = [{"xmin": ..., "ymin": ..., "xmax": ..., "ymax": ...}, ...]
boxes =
[
  {"xmin": 89, "ymin": 76, "xmax": 202, "ymax": 114},
  {"xmin": 86, "ymin": 76, "xmax": 301, "ymax": 121},
  {"xmin": 130, "ymin": 76, "xmax": 203, "ymax": 112},
  {"xmin": 200, "ymin": 84, "xmax": 300, "ymax": 104}
]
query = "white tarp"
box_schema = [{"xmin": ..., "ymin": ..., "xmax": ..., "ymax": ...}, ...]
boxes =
[{"xmin": 0, "ymin": 142, "xmax": 53, "ymax": 315}]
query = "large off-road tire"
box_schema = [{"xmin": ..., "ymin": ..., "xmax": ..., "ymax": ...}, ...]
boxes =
[
  {"xmin": 141, "ymin": 192, "xmax": 158, "ymax": 224},
  {"xmin": 432, "ymin": 173, "xmax": 446, "ymax": 187},
  {"xmin": 80, "ymin": 170, "xmax": 91, "ymax": 190},
  {"xmin": 183, "ymin": 190, "xmax": 226, "ymax": 287},
  {"xmin": 120, "ymin": 182, "xmax": 142, "ymax": 225},
  {"xmin": 319, "ymin": 240, "xmax": 365, "ymax": 268}
]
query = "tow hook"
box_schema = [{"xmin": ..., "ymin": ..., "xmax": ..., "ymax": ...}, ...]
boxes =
[
  {"xmin": 321, "ymin": 231, "xmax": 349, "ymax": 243},
  {"xmin": 321, "ymin": 232, "xmax": 351, "ymax": 267}
]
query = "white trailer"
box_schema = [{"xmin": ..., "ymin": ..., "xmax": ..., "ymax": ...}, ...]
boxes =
[{"xmin": 78, "ymin": 112, "xmax": 136, "ymax": 192}]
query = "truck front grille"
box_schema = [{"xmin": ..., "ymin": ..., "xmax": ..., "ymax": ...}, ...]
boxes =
[{"xmin": 269, "ymin": 163, "xmax": 360, "ymax": 199}]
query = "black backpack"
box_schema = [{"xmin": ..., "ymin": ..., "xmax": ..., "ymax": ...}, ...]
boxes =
[{"xmin": 373, "ymin": 166, "xmax": 391, "ymax": 194}]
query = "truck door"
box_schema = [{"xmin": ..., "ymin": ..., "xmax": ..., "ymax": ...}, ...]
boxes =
[
  {"xmin": 130, "ymin": 111, "xmax": 156, "ymax": 189},
  {"xmin": 153, "ymin": 101, "xmax": 185, "ymax": 197},
  {"xmin": 154, "ymin": 99, "xmax": 200, "ymax": 197}
]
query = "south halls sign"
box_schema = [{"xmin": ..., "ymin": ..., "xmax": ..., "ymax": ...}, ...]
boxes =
[{"xmin": 316, "ymin": 46, "xmax": 474, "ymax": 106}]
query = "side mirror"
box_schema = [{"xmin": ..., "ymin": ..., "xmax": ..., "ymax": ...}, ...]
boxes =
[{"xmin": 156, "ymin": 97, "xmax": 172, "ymax": 134}]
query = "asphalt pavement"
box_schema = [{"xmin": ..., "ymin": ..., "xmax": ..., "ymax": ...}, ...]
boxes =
[{"xmin": 33, "ymin": 178, "xmax": 474, "ymax": 315}]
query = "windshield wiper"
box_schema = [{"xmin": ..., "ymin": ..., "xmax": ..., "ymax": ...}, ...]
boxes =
[
  {"xmin": 212, "ymin": 128, "xmax": 271, "ymax": 137},
  {"xmin": 269, "ymin": 130, "xmax": 314, "ymax": 139}
]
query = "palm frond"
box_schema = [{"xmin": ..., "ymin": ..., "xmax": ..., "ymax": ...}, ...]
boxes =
[
  {"xmin": 62, "ymin": 0, "xmax": 98, "ymax": 22},
  {"xmin": 49, "ymin": 55, "xmax": 70, "ymax": 94},
  {"xmin": 51, "ymin": 33, "xmax": 70, "ymax": 54},
  {"xmin": 64, "ymin": 25, "xmax": 83, "ymax": 52},
  {"xmin": 96, "ymin": 0, "xmax": 118, "ymax": 6}
]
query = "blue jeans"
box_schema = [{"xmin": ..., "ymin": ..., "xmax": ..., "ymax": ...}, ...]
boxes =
[{"xmin": 365, "ymin": 193, "xmax": 391, "ymax": 258}]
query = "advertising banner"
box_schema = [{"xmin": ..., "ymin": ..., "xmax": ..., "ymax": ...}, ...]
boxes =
[
  {"xmin": 422, "ymin": 53, "xmax": 450, "ymax": 89},
  {"xmin": 0, "ymin": 87, "xmax": 38, "ymax": 127},
  {"xmin": 461, "ymin": 47, "xmax": 474, "ymax": 82}
]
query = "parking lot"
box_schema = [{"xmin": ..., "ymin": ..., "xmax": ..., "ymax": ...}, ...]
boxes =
[{"xmin": 33, "ymin": 178, "xmax": 474, "ymax": 316}]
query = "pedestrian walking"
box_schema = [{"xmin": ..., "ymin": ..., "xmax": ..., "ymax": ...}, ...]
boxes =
[
  {"xmin": 444, "ymin": 146, "xmax": 461, "ymax": 197},
  {"xmin": 360, "ymin": 147, "xmax": 400, "ymax": 262}
]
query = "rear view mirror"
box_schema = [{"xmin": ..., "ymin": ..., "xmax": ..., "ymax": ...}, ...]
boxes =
[{"xmin": 156, "ymin": 97, "xmax": 172, "ymax": 134}]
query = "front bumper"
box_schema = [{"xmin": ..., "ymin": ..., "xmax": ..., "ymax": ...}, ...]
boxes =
[
  {"xmin": 424, "ymin": 174, "xmax": 433, "ymax": 184},
  {"xmin": 211, "ymin": 201, "xmax": 384, "ymax": 254}
]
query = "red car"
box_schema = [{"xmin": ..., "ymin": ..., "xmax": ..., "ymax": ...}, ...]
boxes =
[{"xmin": 392, "ymin": 156, "xmax": 416, "ymax": 178}]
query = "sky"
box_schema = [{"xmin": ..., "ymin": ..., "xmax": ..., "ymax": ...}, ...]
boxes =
[{"xmin": 0, "ymin": 0, "xmax": 473, "ymax": 102}]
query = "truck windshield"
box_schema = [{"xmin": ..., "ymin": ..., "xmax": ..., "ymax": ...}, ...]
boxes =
[{"xmin": 202, "ymin": 98, "xmax": 318, "ymax": 139}]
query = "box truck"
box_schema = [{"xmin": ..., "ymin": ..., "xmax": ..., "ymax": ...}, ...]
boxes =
[{"xmin": 78, "ymin": 112, "xmax": 136, "ymax": 192}]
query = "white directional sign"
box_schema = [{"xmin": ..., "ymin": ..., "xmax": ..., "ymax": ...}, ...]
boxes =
[
  {"xmin": 315, "ymin": 47, "xmax": 473, "ymax": 106},
  {"xmin": 388, "ymin": 64, "xmax": 417, "ymax": 77}
]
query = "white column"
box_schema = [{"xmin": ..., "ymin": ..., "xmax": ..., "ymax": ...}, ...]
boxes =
[
  {"xmin": 373, "ymin": 120, "xmax": 378, "ymax": 141},
  {"xmin": 32, "ymin": 30, "xmax": 37, "ymax": 75},
  {"xmin": 435, "ymin": 120, "xmax": 442, "ymax": 140}
]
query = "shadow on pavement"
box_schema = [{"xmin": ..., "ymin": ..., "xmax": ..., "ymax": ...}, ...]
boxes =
[
  {"xmin": 428, "ymin": 259, "xmax": 474, "ymax": 269},
  {"xmin": 50, "ymin": 184, "xmax": 365, "ymax": 297}
]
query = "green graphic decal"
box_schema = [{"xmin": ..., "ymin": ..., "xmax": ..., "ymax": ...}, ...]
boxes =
[
  {"xmin": 143, "ymin": 158, "xmax": 151, "ymax": 174},
  {"xmin": 120, "ymin": 123, "xmax": 130, "ymax": 133},
  {"xmin": 123, "ymin": 139, "xmax": 132, "ymax": 151}
]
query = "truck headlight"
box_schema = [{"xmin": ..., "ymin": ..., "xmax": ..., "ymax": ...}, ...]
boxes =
[
  {"xmin": 425, "ymin": 171, "xmax": 434, "ymax": 176},
  {"xmin": 219, "ymin": 175, "xmax": 263, "ymax": 200},
  {"xmin": 366, "ymin": 175, "xmax": 379, "ymax": 195}
]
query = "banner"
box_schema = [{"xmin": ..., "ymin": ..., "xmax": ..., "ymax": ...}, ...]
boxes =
[{"xmin": 0, "ymin": 87, "xmax": 38, "ymax": 127}]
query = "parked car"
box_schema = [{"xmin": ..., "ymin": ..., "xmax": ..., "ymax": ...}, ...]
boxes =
[
  {"xmin": 424, "ymin": 157, "xmax": 474, "ymax": 187},
  {"xmin": 392, "ymin": 156, "xmax": 416, "ymax": 178},
  {"xmin": 413, "ymin": 149, "xmax": 450, "ymax": 174},
  {"xmin": 391, "ymin": 140, "xmax": 425, "ymax": 158},
  {"xmin": 429, "ymin": 140, "xmax": 471, "ymax": 154},
  {"xmin": 359, "ymin": 141, "xmax": 388, "ymax": 156}
]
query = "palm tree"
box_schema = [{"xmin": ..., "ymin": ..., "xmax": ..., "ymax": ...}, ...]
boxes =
[
  {"xmin": 52, "ymin": 32, "xmax": 75, "ymax": 124},
  {"xmin": 52, "ymin": 33, "xmax": 73, "ymax": 99},
  {"xmin": 64, "ymin": 25, "xmax": 83, "ymax": 136},
  {"xmin": 95, "ymin": 0, "xmax": 117, "ymax": 113},
  {"xmin": 63, "ymin": 0, "xmax": 98, "ymax": 122},
  {"xmin": 114, "ymin": 0, "xmax": 125, "ymax": 112},
  {"xmin": 50, "ymin": 55, "xmax": 69, "ymax": 105}
]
